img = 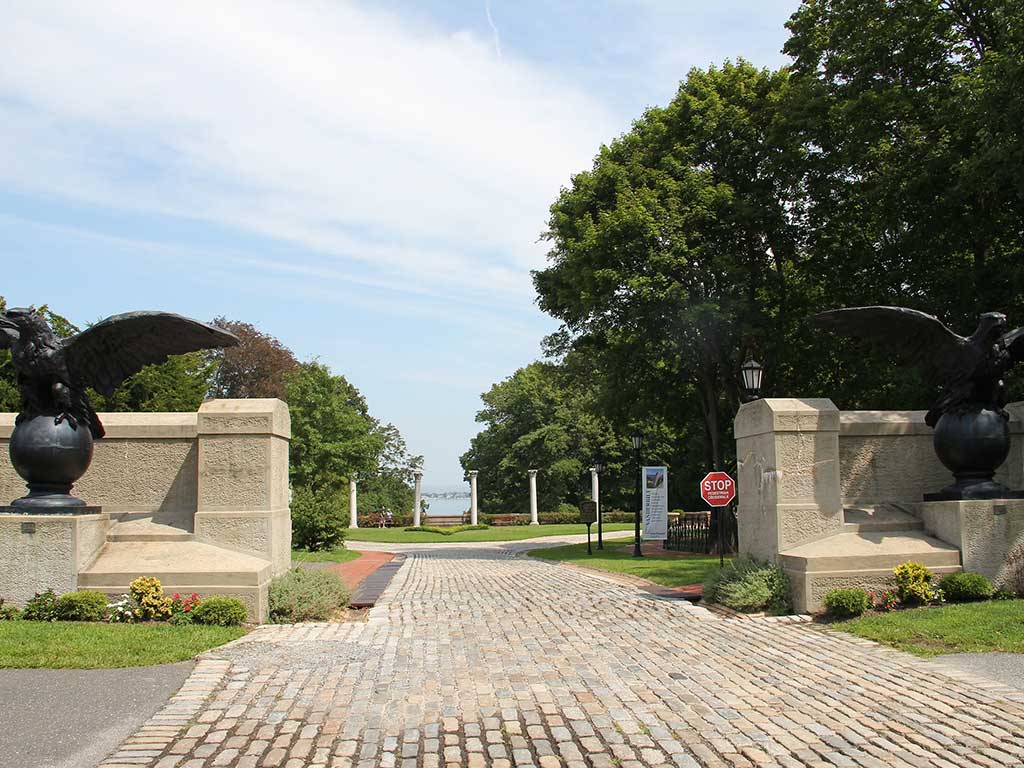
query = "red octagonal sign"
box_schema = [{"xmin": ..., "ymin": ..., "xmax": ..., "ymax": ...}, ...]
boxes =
[{"xmin": 700, "ymin": 471, "xmax": 736, "ymax": 507}]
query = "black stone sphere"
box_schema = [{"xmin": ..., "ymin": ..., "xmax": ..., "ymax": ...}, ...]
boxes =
[
  {"xmin": 8, "ymin": 414, "xmax": 94, "ymax": 509},
  {"xmin": 927, "ymin": 408, "xmax": 1018, "ymax": 500}
]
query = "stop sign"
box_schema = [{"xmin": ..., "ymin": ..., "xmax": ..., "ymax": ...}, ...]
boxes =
[{"xmin": 700, "ymin": 471, "xmax": 736, "ymax": 507}]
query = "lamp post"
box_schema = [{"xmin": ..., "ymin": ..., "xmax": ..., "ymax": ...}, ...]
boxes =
[
  {"xmin": 741, "ymin": 357, "xmax": 764, "ymax": 402},
  {"xmin": 631, "ymin": 433, "xmax": 644, "ymax": 558},
  {"xmin": 593, "ymin": 459, "xmax": 605, "ymax": 550}
]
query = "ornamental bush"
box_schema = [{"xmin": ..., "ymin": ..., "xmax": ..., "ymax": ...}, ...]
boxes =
[
  {"xmin": 269, "ymin": 568, "xmax": 349, "ymax": 623},
  {"xmin": 703, "ymin": 556, "xmax": 791, "ymax": 614},
  {"xmin": 292, "ymin": 485, "xmax": 347, "ymax": 552},
  {"xmin": 22, "ymin": 589, "xmax": 58, "ymax": 621},
  {"xmin": 939, "ymin": 572, "xmax": 993, "ymax": 602},
  {"xmin": 0, "ymin": 599, "xmax": 21, "ymax": 621},
  {"xmin": 823, "ymin": 588, "xmax": 870, "ymax": 618},
  {"xmin": 893, "ymin": 561, "xmax": 936, "ymax": 606},
  {"xmin": 55, "ymin": 590, "xmax": 110, "ymax": 622},
  {"xmin": 130, "ymin": 576, "xmax": 172, "ymax": 620},
  {"xmin": 190, "ymin": 596, "xmax": 248, "ymax": 626}
]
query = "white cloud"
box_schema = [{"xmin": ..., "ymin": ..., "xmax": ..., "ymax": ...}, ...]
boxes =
[{"xmin": 0, "ymin": 1, "xmax": 615, "ymax": 302}]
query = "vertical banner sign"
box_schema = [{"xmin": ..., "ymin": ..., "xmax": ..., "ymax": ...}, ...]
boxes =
[{"xmin": 641, "ymin": 466, "xmax": 669, "ymax": 540}]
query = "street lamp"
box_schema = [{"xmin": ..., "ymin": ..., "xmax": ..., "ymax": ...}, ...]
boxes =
[
  {"xmin": 593, "ymin": 458, "xmax": 605, "ymax": 550},
  {"xmin": 631, "ymin": 432, "xmax": 644, "ymax": 558},
  {"xmin": 741, "ymin": 358, "xmax": 764, "ymax": 402}
]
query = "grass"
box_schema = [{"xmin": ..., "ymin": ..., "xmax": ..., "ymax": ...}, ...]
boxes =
[
  {"xmin": 291, "ymin": 545, "xmax": 363, "ymax": 563},
  {"xmin": 345, "ymin": 523, "xmax": 634, "ymax": 543},
  {"xmin": 528, "ymin": 540, "xmax": 723, "ymax": 588},
  {"xmin": 0, "ymin": 621, "xmax": 246, "ymax": 669},
  {"xmin": 834, "ymin": 600, "xmax": 1024, "ymax": 657}
]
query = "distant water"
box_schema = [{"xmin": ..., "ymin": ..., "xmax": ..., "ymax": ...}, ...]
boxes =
[{"xmin": 423, "ymin": 496, "xmax": 471, "ymax": 517}]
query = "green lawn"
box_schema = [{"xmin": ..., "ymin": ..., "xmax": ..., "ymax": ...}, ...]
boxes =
[
  {"xmin": 834, "ymin": 600, "xmax": 1024, "ymax": 657},
  {"xmin": 0, "ymin": 621, "xmax": 246, "ymax": 669},
  {"xmin": 529, "ymin": 540, "xmax": 723, "ymax": 588},
  {"xmin": 345, "ymin": 523, "xmax": 633, "ymax": 543},
  {"xmin": 292, "ymin": 546, "xmax": 363, "ymax": 563}
]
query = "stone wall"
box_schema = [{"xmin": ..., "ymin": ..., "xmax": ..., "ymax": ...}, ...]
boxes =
[{"xmin": 0, "ymin": 399, "xmax": 292, "ymax": 577}]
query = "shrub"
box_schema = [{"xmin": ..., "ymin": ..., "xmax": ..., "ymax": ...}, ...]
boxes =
[
  {"xmin": 601, "ymin": 510, "xmax": 636, "ymax": 524},
  {"xmin": 22, "ymin": 589, "xmax": 58, "ymax": 621},
  {"xmin": 893, "ymin": 561, "xmax": 936, "ymax": 605},
  {"xmin": 292, "ymin": 486, "xmax": 347, "ymax": 551},
  {"xmin": 404, "ymin": 524, "xmax": 488, "ymax": 535},
  {"xmin": 269, "ymin": 568, "xmax": 349, "ymax": 623},
  {"xmin": 939, "ymin": 572, "xmax": 993, "ymax": 602},
  {"xmin": 191, "ymin": 596, "xmax": 248, "ymax": 626},
  {"xmin": 0, "ymin": 599, "xmax": 21, "ymax": 620},
  {"xmin": 703, "ymin": 556, "xmax": 791, "ymax": 614},
  {"xmin": 55, "ymin": 590, "xmax": 110, "ymax": 621},
  {"xmin": 130, "ymin": 576, "xmax": 172, "ymax": 620},
  {"xmin": 823, "ymin": 588, "xmax": 870, "ymax": 618}
]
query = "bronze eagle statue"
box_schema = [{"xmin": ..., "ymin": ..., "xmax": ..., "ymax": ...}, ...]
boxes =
[
  {"xmin": 0, "ymin": 308, "xmax": 238, "ymax": 438},
  {"xmin": 814, "ymin": 307, "xmax": 1024, "ymax": 426}
]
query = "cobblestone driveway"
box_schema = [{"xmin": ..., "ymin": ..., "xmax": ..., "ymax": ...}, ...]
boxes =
[{"xmin": 104, "ymin": 549, "xmax": 1024, "ymax": 768}]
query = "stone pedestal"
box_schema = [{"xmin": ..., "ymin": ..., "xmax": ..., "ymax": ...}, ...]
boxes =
[
  {"xmin": 349, "ymin": 478, "xmax": 358, "ymax": 529},
  {"xmin": 734, "ymin": 398, "xmax": 844, "ymax": 562},
  {"xmin": 468, "ymin": 470, "xmax": 479, "ymax": 526},
  {"xmin": 528, "ymin": 469, "xmax": 539, "ymax": 525},
  {"xmin": 193, "ymin": 399, "xmax": 291, "ymax": 577},
  {"xmin": 0, "ymin": 507, "xmax": 109, "ymax": 604},
  {"xmin": 911, "ymin": 499, "xmax": 1024, "ymax": 583}
]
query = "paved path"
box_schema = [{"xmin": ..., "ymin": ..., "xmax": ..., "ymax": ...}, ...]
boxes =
[
  {"xmin": 0, "ymin": 662, "xmax": 193, "ymax": 768},
  {"xmin": 346, "ymin": 528, "xmax": 634, "ymax": 554},
  {"xmin": 102, "ymin": 548, "xmax": 1024, "ymax": 768}
]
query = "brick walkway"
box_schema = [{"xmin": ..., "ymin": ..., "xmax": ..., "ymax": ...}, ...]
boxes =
[{"xmin": 102, "ymin": 548, "xmax": 1024, "ymax": 768}]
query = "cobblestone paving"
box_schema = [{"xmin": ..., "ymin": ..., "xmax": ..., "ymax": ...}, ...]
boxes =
[{"xmin": 103, "ymin": 549, "xmax": 1024, "ymax": 768}]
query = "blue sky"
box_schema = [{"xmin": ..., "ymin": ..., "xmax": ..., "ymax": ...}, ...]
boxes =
[{"xmin": 0, "ymin": 1, "xmax": 798, "ymax": 489}]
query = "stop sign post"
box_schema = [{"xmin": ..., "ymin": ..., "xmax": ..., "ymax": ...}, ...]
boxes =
[{"xmin": 700, "ymin": 471, "xmax": 735, "ymax": 565}]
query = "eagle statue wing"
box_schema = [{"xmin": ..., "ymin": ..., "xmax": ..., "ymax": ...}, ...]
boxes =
[
  {"xmin": 62, "ymin": 311, "xmax": 238, "ymax": 397},
  {"xmin": 813, "ymin": 306, "xmax": 969, "ymax": 382},
  {"xmin": 1003, "ymin": 327, "xmax": 1024, "ymax": 365}
]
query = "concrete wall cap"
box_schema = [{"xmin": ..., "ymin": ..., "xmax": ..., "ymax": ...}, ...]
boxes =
[
  {"xmin": 734, "ymin": 398, "xmax": 839, "ymax": 439},
  {"xmin": 197, "ymin": 398, "xmax": 290, "ymax": 438},
  {"xmin": 0, "ymin": 411, "xmax": 198, "ymax": 439}
]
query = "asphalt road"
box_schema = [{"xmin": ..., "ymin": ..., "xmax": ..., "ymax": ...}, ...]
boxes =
[
  {"xmin": 934, "ymin": 652, "xmax": 1024, "ymax": 690},
  {"xmin": 0, "ymin": 661, "xmax": 192, "ymax": 768}
]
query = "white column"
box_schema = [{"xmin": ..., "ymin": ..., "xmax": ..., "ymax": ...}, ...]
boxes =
[
  {"xmin": 413, "ymin": 470, "xmax": 423, "ymax": 527},
  {"xmin": 528, "ymin": 469, "xmax": 539, "ymax": 525},
  {"xmin": 468, "ymin": 470, "xmax": 479, "ymax": 525},
  {"xmin": 349, "ymin": 477, "xmax": 358, "ymax": 528},
  {"xmin": 590, "ymin": 467, "xmax": 600, "ymax": 523}
]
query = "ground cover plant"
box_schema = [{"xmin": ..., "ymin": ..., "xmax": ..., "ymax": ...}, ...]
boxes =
[
  {"xmin": 347, "ymin": 523, "xmax": 633, "ymax": 544},
  {"xmin": 269, "ymin": 569, "xmax": 349, "ymax": 623},
  {"xmin": 528, "ymin": 541, "xmax": 722, "ymax": 588},
  {"xmin": 0, "ymin": 621, "xmax": 245, "ymax": 669},
  {"xmin": 835, "ymin": 600, "xmax": 1024, "ymax": 657},
  {"xmin": 292, "ymin": 546, "xmax": 362, "ymax": 564}
]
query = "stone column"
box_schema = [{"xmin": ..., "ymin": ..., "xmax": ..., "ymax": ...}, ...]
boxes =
[
  {"xmin": 413, "ymin": 470, "xmax": 423, "ymax": 527},
  {"xmin": 590, "ymin": 467, "xmax": 600, "ymax": 521},
  {"xmin": 468, "ymin": 470, "xmax": 479, "ymax": 525},
  {"xmin": 528, "ymin": 469, "xmax": 539, "ymax": 525},
  {"xmin": 349, "ymin": 477, "xmax": 358, "ymax": 529}
]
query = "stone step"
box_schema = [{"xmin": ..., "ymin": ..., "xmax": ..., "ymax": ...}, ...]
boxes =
[
  {"xmin": 107, "ymin": 518, "xmax": 193, "ymax": 542},
  {"xmin": 843, "ymin": 504, "xmax": 923, "ymax": 533},
  {"xmin": 80, "ymin": 540, "xmax": 271, "ymax": 588},
  {"xmin": 778, "ymin": 531, "xmax": 961, "ymax": 572}
]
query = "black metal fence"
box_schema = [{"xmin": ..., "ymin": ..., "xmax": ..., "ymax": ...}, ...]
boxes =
[{"xmin": 664, "ymin": 508, "xmax": 738, "ymax": 554}]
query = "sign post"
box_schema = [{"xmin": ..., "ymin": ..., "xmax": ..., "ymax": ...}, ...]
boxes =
[
  {"xmin": 580, "ymin": 501, "xmax": 597, "ymax": 556},
  {"xmin": 700, "ymin": 471, "xmax": 736, "ymax": 566},
  {"xmin": 641, "ymin": 467, "xmax": 669, "ymax": 543}
]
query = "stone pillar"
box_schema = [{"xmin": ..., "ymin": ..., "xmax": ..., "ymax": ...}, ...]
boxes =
[
  {"xmin": 590, "ymin": 467, "xmax": 600, "ymax": 522},
  {"xmin": 194, "ymin": 398, "xmax": 292, "ymax": 577},
  {"xmin": 528, "ymin": 469, "xmax": 539, "ymax": 525},
  {"xmin": 468, "ymin": 470, "xmax": 479, "ymax": 525},
  {"xmin": 413, "ymin": 470, "xmax": 423, "ymax": 527},
  {"xmin": 733, "ymin": 398, "xmax": 843, "ymax": 563},
  {"xmin": 349, "ymin": 477, "xmax": 358, "ymax": 529}
]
